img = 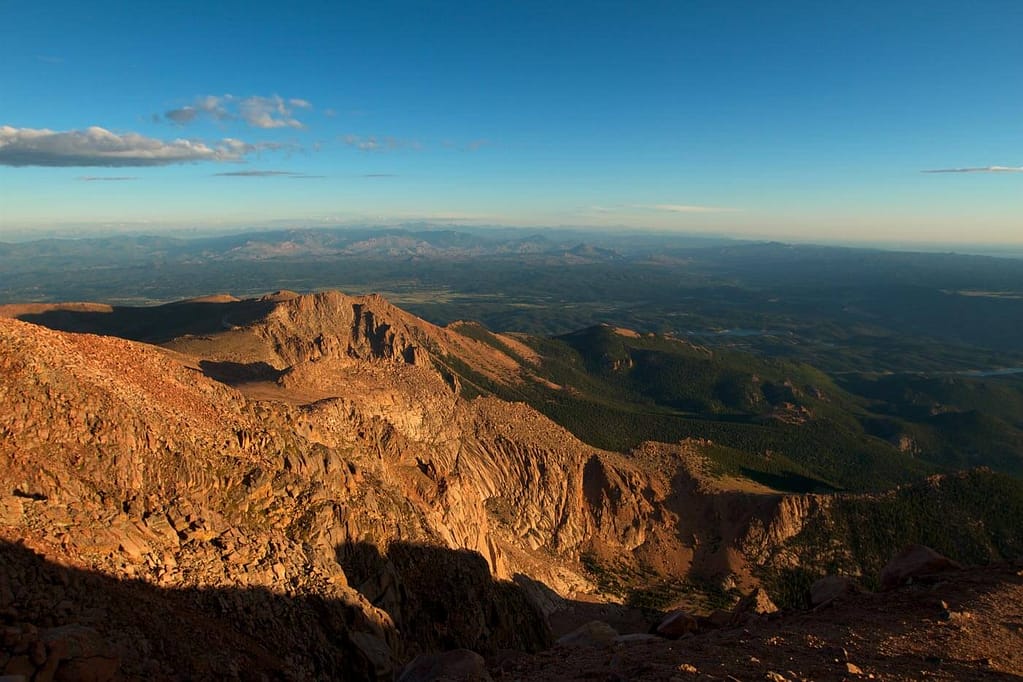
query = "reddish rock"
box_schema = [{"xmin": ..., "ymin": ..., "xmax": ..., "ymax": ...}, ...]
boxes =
[
  {"xmin": 656, "ymin": 609, "xmax": 699, "ymax": 638},
  {"xmin": 39, "ymin": 626, "xmax": 118, "ymax": 682},
  {"xmin": 702, "ymin": 609, "xmax": 733, "ymax": 629},
  {"xmin": 556, "ymin": 621, "xmax": 619, "ymax": 648},
  {"xmin": 880, "ymin": 545, "xmax": 961, "ymax": 590},
  {"xmin": 53, "ymin": 656, "xmax": 120, "ymax": 682},
  {"xmin": 398, "ymin": 649, "xmax": 491, "ymax": 682},
  {"xmin": 810, "ymin": 575, "xmax": 861, "ymax": 607},
  {"xmin": 729, "ymin": 587, "xmax": 778, "ymax": 625}
]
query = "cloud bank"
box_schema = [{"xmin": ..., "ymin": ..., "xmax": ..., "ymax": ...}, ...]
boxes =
[
  {"xmin": 0, "ymin": 126, "xmax": 273, "ymax": 167},
  {"xmin": 163, "ymin": 95, "xmax": 311, "ymax": 129},
  {"xmin": 922, "ymin": 166, "xmax": 1023, "ymax": 174}
]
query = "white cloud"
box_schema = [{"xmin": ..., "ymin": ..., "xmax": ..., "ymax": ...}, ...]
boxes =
[
  {"xmin": 165, "ymin": 95, "xmax": 232, "ymax": 125},
  {"xmin": 0, "ymin": 126, "xmax": 272, "ymax": 167},
  {"xmin": 922, "ymin": 166, "xmax": 1023, "ymax": 174},
  {"xmin": 77, "ymin": 175, "xmax": 139, "ymax": 181},
  {"xmin": 238, "ymin": 95, "xmax": 305, "ymax": 129},
  {"xmin": 162, "ymin": 94, "xmax": 311, "ymax": 129}
]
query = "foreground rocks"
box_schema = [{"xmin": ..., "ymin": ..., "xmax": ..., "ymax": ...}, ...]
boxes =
[
  {"xmin": 655, "ymin": 610, "xmax": 699, "ymax": 638},
  {"xmin": 810, "ymin": 575, "xmax": 862, "ymax": 607},
  {"xmin": 398, "ymin": 649, "xmax": 491, "ymax": 682},
  {"xmin": 0, "ymin": 622, "xmax": 118, "ymax": 682},
  {"xmin": 880, "ymin": 544, "xmax": 962, "ymax": 590},
  {"xmin": 555, "ymin": 621, "xmax": 620, "ymax": 648},
  {"xmin": 509, "ymin": 563, "xmax": 1023, "ymax": 681}
]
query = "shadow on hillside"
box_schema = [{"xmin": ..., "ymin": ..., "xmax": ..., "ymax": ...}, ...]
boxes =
[
  {"xmin": 738, "ymin": 467, "xmax": 840, "ymax": 494},
  {"xmin": 198, "ymin": 360, "xmax": 284, "ymax": 384},
  {"xmin": 0, "ymin": 538, "xmax": 549, "ymax": 681},
  {"xmin": 337, "ymin": 541, "xmax": 551, "ymax": 655},
  {"xmin": 5, "ymin": 538, "xmax": 1019, "ymax": 681},
  {"xmin": 14, "ymin": 299, "xmax": 276, "ymax": 343}
]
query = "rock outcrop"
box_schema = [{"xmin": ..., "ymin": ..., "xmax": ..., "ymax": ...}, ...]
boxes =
[{"xmin": 880, "ymin": 544, "xmax": 962, "ymax": 590}]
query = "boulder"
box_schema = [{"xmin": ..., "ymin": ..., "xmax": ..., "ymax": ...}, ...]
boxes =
[
  {"xmin": 810, "ymin": 575, "xmax": 861, "ymax": 606},
  {"xmin": 348, "ymin": 631, "xmax": 394, "ymax": 678},
  {"xmin": 40, "ymin": 625, "xmax": 119, "ymax": 682},
  {"xmin": 701, "ymin": 609, "xmax": 733, "ymax": 629},
  {"xmin": 729, "ymin": 587, "xmax": 778, "ymax": 625},
  {"xmin": 614, "ymin": 633, "xmax": 660, "ymax": 644},
  {"xmin": 655, "ymin": 609, "xmax": 699, "ymax": 638},
  {"xmin": 555, "ymin": 620, "xmax": 619, "ymax": 648},
  {"xmin": 397, "ymin": 649, "xmax": 491, "ymax": 682},
  {"xmin": 880, "ymin": 545, "xmax": 961, "ymax": 590}
]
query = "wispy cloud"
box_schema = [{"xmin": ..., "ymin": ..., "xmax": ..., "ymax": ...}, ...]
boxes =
[
  {"xmin": 0, "ymin": 126, "xmax": 277, "ymax": 167},
  {"xmin": 640, "ymin": 203, "xmax": 740, "ymax": 213},
  {"xmin": 77, "ymin": 175, "xmax": 139, "ymax": 181},
  {"xmin": 35, "ymin": 55, "xmax": 64, "ymax": 64},
  {"xmin": 213, "ymin": 170, "xmax": 322, "ymax": 178},
  {"xmin": 922, "ymin": 166, "xmax": 1023, "ymax": 174},
  {"xmin": 342, "ymin": 134, "xmax": 422, "ymax": 152},
  {"xmin": 440, "ymin": 138, "xmax": 492, "ymax": 152},
  {"xmin": 585, "ymin": 203, "xmax": 739, "ymax": 214},
  {"xmin": 162, "ymin": 94, "xmax": 312, "ymax": 129},
  {"xmin": 362, "ymin": 173, "xmax": 397, "ymax": 178}
]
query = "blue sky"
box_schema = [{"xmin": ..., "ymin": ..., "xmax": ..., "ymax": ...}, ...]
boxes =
[{"xmin": 2, "ymin": 0, "xmax": 1022, "ymax": 243}]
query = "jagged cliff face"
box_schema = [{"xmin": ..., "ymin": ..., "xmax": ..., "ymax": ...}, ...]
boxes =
[
  {"xmin": 0, "ymin": 292, "xmax": 826, "ymax": 678},
  {"xmin": 258, "ymin": 291, "xmax": 435, "ymax": 367}
]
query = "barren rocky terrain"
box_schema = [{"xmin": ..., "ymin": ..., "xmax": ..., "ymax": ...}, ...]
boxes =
[{"xmin": 2, "ymin": 290, "xmax": 1021, "ymax": 680}]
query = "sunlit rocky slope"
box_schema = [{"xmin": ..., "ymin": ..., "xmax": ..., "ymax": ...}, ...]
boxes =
[{"xmin": 1, "ymin": 290, "xmax": 1021, "ymax": 680}]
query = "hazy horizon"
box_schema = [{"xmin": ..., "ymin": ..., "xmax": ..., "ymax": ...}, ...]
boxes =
[{"xmin": 3, "ymin": 220, "xmax": 1023, "ymax": 261}]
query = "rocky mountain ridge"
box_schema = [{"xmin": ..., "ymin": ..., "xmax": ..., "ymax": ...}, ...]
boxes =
[{"xmin": 2, "ymin": 290, "xmax": 1021, "ymax": 679}]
